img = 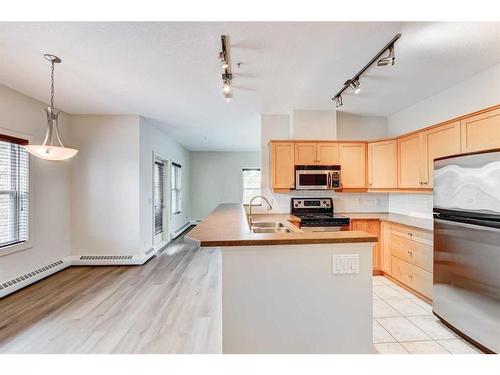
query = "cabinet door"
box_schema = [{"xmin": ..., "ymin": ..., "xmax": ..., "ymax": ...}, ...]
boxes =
[
  {"xmin": 271, "ymin": 142, "xmax": 295, "ymax": 189},
  {"xmin": 380, "ymin": 221, "xmax": 392, "ymax": 275},
  {"xmin": 460, "ymin": 107, "xmax": 500, "ymax": 153},
  {"xmin": 317, "ymin": 143, "xmax": 339, "ymax": 165},
  {"xmin": 422, "ymin": 122, "xmax": 461, "ymax": 188},
  {"xmin": 351, "ymin": 219, "xmax": 380, "ymax": 272},
  {"xmin": 368, "ymin": 140, "xmax": 397, "ymax": 189},
  {"xmin": 339, "ymin": 143, "xmax": 367, "ymax": 188},
  {"xmin": 397, "ymin": 134, "xmax": 423, "ymax": 188},
  {"xmin": 294, "ymin": 143, "xmax": 317, "ymax": 165}
]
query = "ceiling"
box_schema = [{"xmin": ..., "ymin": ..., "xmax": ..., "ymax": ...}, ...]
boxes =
[{"xmin": 0, "ymin": 22, "xmax": 499, "ymax": 151}]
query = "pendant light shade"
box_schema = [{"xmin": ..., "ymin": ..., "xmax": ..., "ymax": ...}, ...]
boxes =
[{"xmin": 24, "ymin": 54, "xmax": 78, "ymax": 161}]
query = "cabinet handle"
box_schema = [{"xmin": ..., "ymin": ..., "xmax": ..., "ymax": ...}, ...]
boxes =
[{"xmin": 408, "ymin": 274, "xmax": 413, "ymax": 280}]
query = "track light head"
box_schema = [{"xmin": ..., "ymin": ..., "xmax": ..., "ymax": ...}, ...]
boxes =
[
  {"xmin": 223, "ymin": 79, "xmax": 231, "ymax": 95},
  {"xmin": 349, "ymin": 79, "xmax": 361, "ymax": 94},
  {"xmin": 224, "ymin": 92, "xmax": 232, "ymax": 102},
  {"xmin": 377, "ymin": 44, "xmax": 395, "ymax": 67},
  {"xmin": 333, "ymin": 95, "xmax": 343, "ymax": 108}
]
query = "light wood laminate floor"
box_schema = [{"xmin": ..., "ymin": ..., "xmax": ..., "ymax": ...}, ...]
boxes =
[{"xmin": 0, "ymin": 231, "xmax": 222, "ymax": 354}]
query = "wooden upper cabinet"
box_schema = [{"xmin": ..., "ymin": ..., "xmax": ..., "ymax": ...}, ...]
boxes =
[
  {"xmin": 368, "ymin": 140, "xmax": 397, "ymax": 189},
  {"xmin": 397, "ymin": 134, "xmax": 424, "ymax": 189},
  {"xmin": 460, "ymin": 107, "xmax": 500, "ymax": 153},
  {"xmin": 317, "ymin": 143, "xmax": 339, "ymax": 165},
  {"xmin": 294, "ymin": 143, "xmax": 317, "ymax": 165},
  {"xmin": 270, "ymin": 142, "xmax": 295, "ymax": 190},
  {"xmin": 422, "ymin": 121, "xmax": 461, "ymax": 188},
  {"xmin": 339, "ymin": 143, "xmax": 367, "ymax": 189}
]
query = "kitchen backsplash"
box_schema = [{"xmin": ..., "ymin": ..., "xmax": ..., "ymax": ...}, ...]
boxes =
[
  {"xmin": 254, "ymin": 188, "xmax": 390, "ymax": 214},
  {"xmin": 388, "ymin": 194, "xmax": 433, "ymax": 219},
  {"xmin": 252, "ymin": 189, "xmax": 433, "ymax": 218}
]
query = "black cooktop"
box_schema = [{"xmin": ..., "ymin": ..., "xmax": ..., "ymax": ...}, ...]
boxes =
[{"xmin": 291, "ymin": 198, "xmax": 350, "ymax": 227}]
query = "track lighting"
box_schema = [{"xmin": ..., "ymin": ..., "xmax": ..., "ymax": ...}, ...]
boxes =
[
  {"xmin": 223, "ymin": 79, "xmax": 231, "ymax": 95},
  {"xmin": 331, "ymin": 34, "xmax": 401, "ymax": 107},
  {"xmin": 349, "ymin": 79, "xmax": 361, "ymax": 94},
  {"xmin": 377, "ymin": 45, "xmax": 395, "ymax": 66},
  {"xmin": 219, "ymin": 35, "xmax": 234, "ymax": 102}
]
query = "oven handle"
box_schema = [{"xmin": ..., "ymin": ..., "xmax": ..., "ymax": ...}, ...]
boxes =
[{"xmin": 328, "ymin": 172, "xmax": 332, "ymax": 189}]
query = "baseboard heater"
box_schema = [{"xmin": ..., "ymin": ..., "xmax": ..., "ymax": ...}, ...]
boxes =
[
  {"xmin": 0, "ymin": 247, "xmax": 162, "ymax": 299},
  {"xmin": 0, "ymin": 260, "xmax": 69, "ymax": 299}
]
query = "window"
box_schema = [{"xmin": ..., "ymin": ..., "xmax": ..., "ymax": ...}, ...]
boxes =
[
  {"xmin": 242, "ymin": 168, "xmax": 261, "ymax": 204},
  {"xmin": 0, "ymin": 135, "xmax": 29, "ymax": 250},
  {"xmin": 171, "ymin": 162, "xmax": 182, "ymax": 215}
]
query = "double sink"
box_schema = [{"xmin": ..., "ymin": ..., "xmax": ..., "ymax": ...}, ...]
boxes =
[{"xmin": 250, "ymin": 221, "xmax": 293, "ymax": 234}]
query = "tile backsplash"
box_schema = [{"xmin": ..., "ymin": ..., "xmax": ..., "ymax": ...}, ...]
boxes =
[
  {"xmin": 253, "ymin": 188, "xmax": 433, "ymax": 219},
  {"xmin": 254, "ymin": 188, "xmax": 390, "ymax": 214},
  {"xmin": 388, "ymin": 194, "xmax": 433, "ymax": 219}
]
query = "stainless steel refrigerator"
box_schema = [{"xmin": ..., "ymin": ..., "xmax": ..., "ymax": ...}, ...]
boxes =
[{"xmin": 433, "ymin": 149, "xmax": 500, "ymax": 353}]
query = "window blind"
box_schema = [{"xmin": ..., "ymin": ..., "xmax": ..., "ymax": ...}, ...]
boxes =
[
  {"xmin": 171, "ymin": 163, "xmax": 182, "ymax": 214},
  {"xmin": 0, "ymin": 136, "xmax": 29, "ymax": 249},
  {"xmin": 154, "ymin": 161, "xmax": 165, "ymax": 235}
]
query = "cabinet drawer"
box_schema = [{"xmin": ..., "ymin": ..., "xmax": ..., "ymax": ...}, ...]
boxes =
[
  {"xmin": 391, "ymin": 223, "xmax": 432, "ymax": 246},
  {"xmin": 391, "ymin": 234, "xmax": 433, "ymax": 272},
  {"xmin": 391, "ymin": 256, "xmax": 432, "ymax": 299}
]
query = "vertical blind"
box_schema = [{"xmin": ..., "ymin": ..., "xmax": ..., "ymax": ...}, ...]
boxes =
[
  {"xmin": 154, "ymin": 161, "xmax": 165, "ymax": 236},
  {"xmin": 171, "ymin": 162, "xmax": 181, "ymax": 214},
  {"xmin": 0, "ymin": 136, "xmax": 29, "ymax": 249}
]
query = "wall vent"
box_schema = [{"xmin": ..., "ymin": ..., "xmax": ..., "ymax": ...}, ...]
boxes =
[
  {"xmin": 0, "ymin": 260, "xmax": 64, "ymax": 291},
  {"xmin": 79, "ymin": 255, "xmax": 133, "ymax": 261}
]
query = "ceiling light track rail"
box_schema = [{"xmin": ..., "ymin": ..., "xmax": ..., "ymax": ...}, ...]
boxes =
[
  {"xmin": 332, "ymin": 33, "xmax": 401, "ymax": 107},
  {"xmin": 219, "ymin": 35, "xmax": 233, "ymax": 102}
]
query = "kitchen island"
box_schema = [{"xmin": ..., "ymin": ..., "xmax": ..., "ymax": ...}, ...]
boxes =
[{"xmin": 187, "ymin": 204, "xmax": 377, "ymax": 354}]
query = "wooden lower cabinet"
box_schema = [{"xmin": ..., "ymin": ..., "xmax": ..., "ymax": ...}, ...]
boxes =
[
  {"xmin": 351, "ymin": 219, "xmax": 380, "ymax": 273},
  {"xmin": 391, "ymin": 256, "xmax": 433, "ymax": 299},
  {"xmin": 391, "ymin": 233, "xmax": 433, "ymax": 272}
]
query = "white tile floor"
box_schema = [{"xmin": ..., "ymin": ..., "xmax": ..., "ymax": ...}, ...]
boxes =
[{"xmin": 372, "ymin": 276, "xmax": 481, "ymax": 354}]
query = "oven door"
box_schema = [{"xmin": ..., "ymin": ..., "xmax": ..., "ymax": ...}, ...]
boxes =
[{"xmin": 295, "ymin": 170, "xmax": 329, "ymax": 190}]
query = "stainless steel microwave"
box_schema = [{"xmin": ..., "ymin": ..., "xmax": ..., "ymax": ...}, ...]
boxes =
[{"xmin": 295, "ymin": 165, "xmax": 341, "ymax": 190}]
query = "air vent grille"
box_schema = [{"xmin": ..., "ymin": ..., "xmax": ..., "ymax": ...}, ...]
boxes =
[
  {"xmin": 79, "ymin": 255, "xmax": 133, "ymax": 261},
  {"xmin": 0, "ymin": 260, "xmax": 64, "ymax": 290}
]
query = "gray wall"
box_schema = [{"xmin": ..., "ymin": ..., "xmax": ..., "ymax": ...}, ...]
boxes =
[{"xmin": 190, "ymin": 151, "xmax": 260, "ymax": 220}]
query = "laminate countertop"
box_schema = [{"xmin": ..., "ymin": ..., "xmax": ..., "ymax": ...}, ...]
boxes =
[
  {"xmin": 339, "ymin": 212, "xmax": 433, "ymax": 231},
  {"xmin": 186, "ymin": 204, "xmax": 378, "ymax": 247}
]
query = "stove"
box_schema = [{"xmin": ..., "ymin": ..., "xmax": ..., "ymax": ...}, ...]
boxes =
[{"xmin": 291, "ymin": 198, "xmax": 350, "ymax": 231}]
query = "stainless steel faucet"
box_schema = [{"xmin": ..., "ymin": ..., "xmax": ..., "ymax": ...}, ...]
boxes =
[{"xmin": 248, "ymin": 195, "xmax": 273, "ymax": 228}]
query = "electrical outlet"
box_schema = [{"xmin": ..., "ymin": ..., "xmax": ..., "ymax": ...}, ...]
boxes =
[{"xmin": 332, "ymin": 254, "xmax": 360, "ymax": 275}]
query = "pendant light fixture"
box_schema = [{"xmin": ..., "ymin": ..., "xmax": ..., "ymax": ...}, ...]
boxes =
[{"xmin": 24, "ymin": 54, "xmax": 78, "ymax": 161}]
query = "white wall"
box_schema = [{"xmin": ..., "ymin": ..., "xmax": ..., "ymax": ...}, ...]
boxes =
[
  {"xmin": 140, "ymin": 117, "xmax": 191, "ymax": 246},
  {"xmin": 337, "ymin": 112, "xmax": 388, "ymax": 140},
  {"xmin": 290, "ymin": 110, "xmax": 337, "ymax": 139},
  {"xmin": 68, "ymin": 115, "xmax": 142, "ymax": 255},
  {"xmin": 190, "ymin": 151, "xmax": 260, "ymax": 220},
  {"xmin": 387, "ymin": 63, "xmax": 500, "ymax": 136},
  {"xmin": 0, "ymin": 84, "xmax": 72, "ymax": 280}
]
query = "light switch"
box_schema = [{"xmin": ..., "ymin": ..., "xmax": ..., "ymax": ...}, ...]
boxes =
[{"xmin": 332, "ymin": 254, "xmax": 360, "ymax": 275}]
